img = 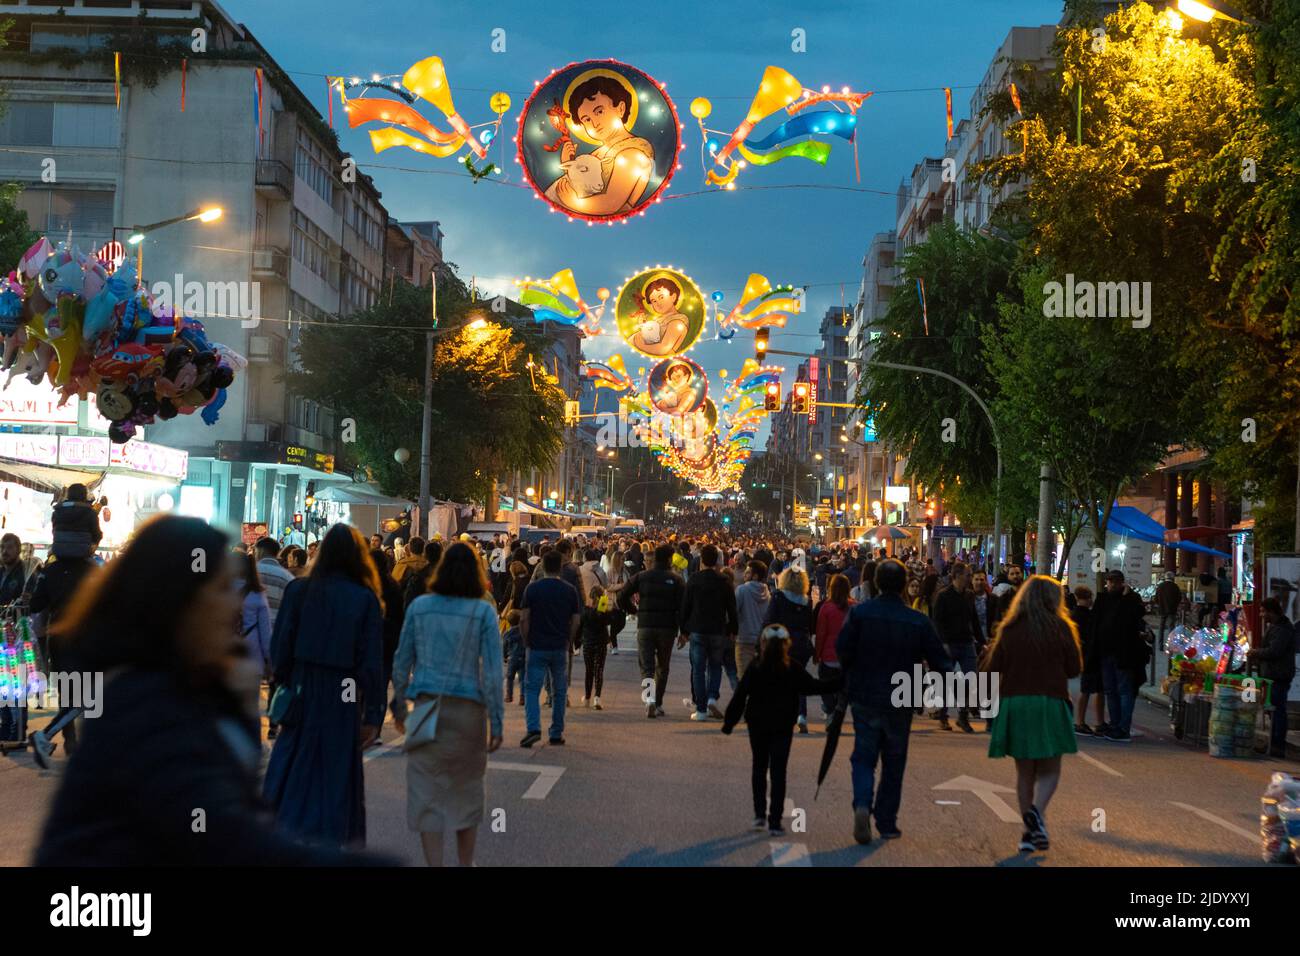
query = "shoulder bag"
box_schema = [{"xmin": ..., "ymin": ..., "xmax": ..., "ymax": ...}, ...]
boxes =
[{"xmin": 402, "ymin": 601, "xmax": 483, "ymax": 751}]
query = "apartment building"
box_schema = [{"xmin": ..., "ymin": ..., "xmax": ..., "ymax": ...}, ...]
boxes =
[{"xmin": 0, "ymin": 0, "xmax": 393, "ymax": 534}]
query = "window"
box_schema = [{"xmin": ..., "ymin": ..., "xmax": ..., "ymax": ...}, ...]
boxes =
[
  {"xmin": 292, "ymin": 210, "xmax": 337, "ymax": 287},
  {"xmin": 17, "ymin": 188, "xmax": 115, "ymax": 249},
  {"xmin": 0, "ymin": 101, "xmax": 119, "ymax": 147},
  {"xmin": 295, "ymin": 129, "xmax": 334, "ymax": 204},
  {"xmin": 0, "ymin": 102, "xmax": 53, "ymax": 145}
]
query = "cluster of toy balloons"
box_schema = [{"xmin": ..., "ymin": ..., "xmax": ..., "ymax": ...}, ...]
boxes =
[{"xmin": 0, "ymin": 238, "xmax": 244, "ymax": 443}]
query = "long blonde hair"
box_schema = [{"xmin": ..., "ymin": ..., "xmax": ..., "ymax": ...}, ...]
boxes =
[
  {"xmin": 991, "ymin": 574, "xmax": 1078, "ymax": 648},
  {"xmin": 777, "ymin": 567, "xmax": 808, "ymax": 597}
]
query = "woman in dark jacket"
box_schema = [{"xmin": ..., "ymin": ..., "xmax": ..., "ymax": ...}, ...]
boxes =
[
  {"xmin": 1249, "ymin": 598, "xmax": 1296, "ymax": 758},
  {"xmin": 722, "ymin": 624, "xmax": 840, "ymax": 835},
  {"xmin": 763, "ymin": 567, "xmax": 816, "ymax": 733},
  {"xmin": 35, "ymin": 516, "xmax": 365, "ymax": 866},
  {"xmin": 263, "ymin": 524, "xmax": 385, "ymax": 849},
  {"xmin": 371, "ymin": 547, "xmax": 406, "ymax": 738}
]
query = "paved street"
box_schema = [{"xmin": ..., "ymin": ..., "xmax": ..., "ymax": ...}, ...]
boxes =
[{"xmin": 2, "ymin": 621, "xmax": 1290, "ymax": 867}]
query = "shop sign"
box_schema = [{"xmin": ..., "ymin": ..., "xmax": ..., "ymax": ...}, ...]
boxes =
[
  {"xmin": 0, "ymin": 433, "xmax": 59, "ymax": 465},
  {"xmin": 885, "ymin": 485, "xmax": 911, "ymax": 505},
  {"xmin": 58, "ymin": 435, "xmax": 111, "ymax": 468},
  {"xmin": 0, "ymin": 378, "xmax": 78, "ymax": 425},
  {"xmin": 110, "ymin": 440, "xmax": 188, "ymax": 480},
  {"xmin": 284, "ymin": 444, "xmax": 335, "ymax": 474}
]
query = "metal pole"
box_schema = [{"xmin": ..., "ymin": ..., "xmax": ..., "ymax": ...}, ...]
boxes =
[
  {"xmin": 418, "ymin": 277, "xmax": 436, "ymax": 539},
  {"xmin": 1036, "ymin": 462, "xmax": 1056, "ymax": 576}
]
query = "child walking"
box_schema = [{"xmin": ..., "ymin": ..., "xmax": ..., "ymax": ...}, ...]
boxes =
[
  {"xmin": 721, "ymin": 624, "xmax": 841, "ymax": 836},
  {"xmin": 579, "ymin": 585, "xmax": 615, "ymax": 709},
  {"xmin": 502, "ymin": 609, "xmax": 525, "ymax": 704}
]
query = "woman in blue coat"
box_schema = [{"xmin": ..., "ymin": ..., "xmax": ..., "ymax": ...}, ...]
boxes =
[{"xmin": 263, "ymin": 523, "xmax": 385, "ymax": 849}]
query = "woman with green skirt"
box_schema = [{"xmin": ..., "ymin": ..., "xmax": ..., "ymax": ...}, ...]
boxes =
[{"xmin": 980, "ymin": 575, "xmax": 1082, "ymax": 853}]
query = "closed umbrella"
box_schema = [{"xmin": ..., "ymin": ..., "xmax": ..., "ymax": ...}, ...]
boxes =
[{"xmin": 815, "ymin": 692, "xmax": 848, "ymax": 799}]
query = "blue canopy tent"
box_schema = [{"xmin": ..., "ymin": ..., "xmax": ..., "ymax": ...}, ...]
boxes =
[{"xmin": 1107, "ymin": 505, "xmax": 1230, "ymax": 559}]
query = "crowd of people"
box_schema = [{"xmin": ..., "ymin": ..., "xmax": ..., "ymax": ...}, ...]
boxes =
[{"xmin": 14, "ymin": 511, "xmax": 1293, "ymax": 866}]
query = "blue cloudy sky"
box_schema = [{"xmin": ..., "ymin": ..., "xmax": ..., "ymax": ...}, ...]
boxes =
[{"xmin": 224, "ymin": 0, "xmax": 1067, "ymax": 410}]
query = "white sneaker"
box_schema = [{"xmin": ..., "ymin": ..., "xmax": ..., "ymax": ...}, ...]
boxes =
[
  {"xmin": 690, "ymin": 711, "xmax": 710, "ymax": 721},
  {"xmin": 751, "ymin": 817, "xmax": 767, "ymax": 831},
  {"xmin": 579, "ymin": 696, "xmax": 589, "ymax": 707},
  {"xmin": 593, "ymin": 697, "xmax": 602, "ymax": 710},
  {"xmin": 707, "ymin": 700, "xmax": 724, "ymax": 719}
]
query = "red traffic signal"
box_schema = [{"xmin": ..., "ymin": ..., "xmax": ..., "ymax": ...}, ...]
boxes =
[
  {"xmin": 792, "ymin": 381, "xmax": 810, "ymax": 414},
  {"xmin": 764, "ymin": 382, "xmax": 781, "ymax": 411}
]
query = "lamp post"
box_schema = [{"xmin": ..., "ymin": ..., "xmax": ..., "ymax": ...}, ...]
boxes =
[{"xmin": 113, "ymin": 205, "xmax": 223, "ymax": 280}]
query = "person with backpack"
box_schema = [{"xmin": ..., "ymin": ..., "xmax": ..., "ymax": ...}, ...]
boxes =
[
  {"xmin": 763, "ymin": 567, "xmax": 815, "ymax": 734},
  {"xmin": 722, "ymin": 624, "xmax": 840, "ymax": 836}
]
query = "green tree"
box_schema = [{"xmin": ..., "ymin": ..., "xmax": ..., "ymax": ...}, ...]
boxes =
[
  {"xmin": 289, "ymin": 272, "xmax": 565, "ymax": 506},
  {"xmin": 1181, "ymin": 0, "xmax": 1300, "ymax": 551},
  {"xmin": 854, "ymin": 220, "xmax": 1037, "ymax": 543},
  {"xmin": 980, "ymin": 1, "xmax": 1245, "ymax": 558}
]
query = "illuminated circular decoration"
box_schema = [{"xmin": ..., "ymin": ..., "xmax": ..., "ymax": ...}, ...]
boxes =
[
  {"xmin": 615, "ymin": 266, "xmax": 705, "ymax": 358},
  {"xmin": 648, "ymin": 356, "xmax": 707, "ymax": 417},
  {"xmin": 675, "ymin": 397, "xmax": 718, "ymax": 440},
  {"xmin": 516, "ymin": 60, "xmax": 681, "ymax": 223}
]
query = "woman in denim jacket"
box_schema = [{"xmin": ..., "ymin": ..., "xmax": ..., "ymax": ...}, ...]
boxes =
[{"xmin": 392, "ymin": 543, "xmax": 504, "ymax": 866}]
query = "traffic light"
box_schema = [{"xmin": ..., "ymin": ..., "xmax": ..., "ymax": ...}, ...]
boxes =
[
  {"xmin": 755, "ymin": 328, "xmax": 769, "ymax": 359},
  {"xmin": 792, "ymin": 381, "xmax": 810, "ymax": 414},
  {"xmin": 764, "ymin": 382, "xmax": 781, "ymax": 411}
]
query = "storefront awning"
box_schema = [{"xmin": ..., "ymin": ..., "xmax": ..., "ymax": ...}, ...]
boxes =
[
  {"xmin": 0, "ymin": 457, "xmax": 105, "ymax": 495},
  {"xmin": 1109, "ymin": 505, "xmax": 1230, "ymax": 559}
]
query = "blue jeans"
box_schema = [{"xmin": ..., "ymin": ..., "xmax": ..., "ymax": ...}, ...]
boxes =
[
  {"xmin": 848, "ymin": 704, "xmax": 913, "ymax": 827},
  {"xmin": 525, "ymin": 648, "xmax": 568, "ymax": 739},
  {"xmin": 1101, "ymin": 655, "xmax": 1136, "ymax": 733},
  {"xmin": 689, "ymin": 633, "xmax": 727, "ymax": 712},
  {"xmin": 937, "ymin": 643, "xmax": 978, "ymax": 721},
  {"xmin": 722, "ymin": 638, "xmax": 738, "ymax": 692}
]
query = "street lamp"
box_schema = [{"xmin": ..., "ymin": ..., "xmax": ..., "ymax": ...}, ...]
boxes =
[
  {"xmin": 113, "ymin": 204, "xmax": 223, "ymax": 277},
  {"xmin": 1175, "ymin": 0, "xmax": 1247, "ymax": 23},
  {"xmin": 525, "ymin": 486, "xmax": 536, "ymax": 498}
]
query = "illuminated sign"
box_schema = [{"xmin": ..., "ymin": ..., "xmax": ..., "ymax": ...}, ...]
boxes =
[
  {"xmin": 0, "ymin": 433, "xmax": 59, "ymax": 465},
  {"xmin": 58, "ymin": 435, "xmax": 111, "ymax": 468},
  {"xmin": 110, "ymin": 439, "xmax": 188, "ymax": 480},
  {"xmin": 0, "ymin": 378, "xmax": 78, "ymax": 425},
  {"xmin": 808, "ymin": 357, "xmax": 819, "ymax": 424},
  {"xmin": 885, "ymin": 485, "xmax": 911, "ymax": 505}
]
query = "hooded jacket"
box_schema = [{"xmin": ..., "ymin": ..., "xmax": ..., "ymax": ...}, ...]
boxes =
[{"xmin": 735, "ymin": 580, "xmax": 771, "ymax": 645}]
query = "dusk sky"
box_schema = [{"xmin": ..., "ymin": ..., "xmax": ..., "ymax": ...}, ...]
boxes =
[{"xmin": 223, "ymin": 0, "xmax": 1068, "ymax": 433}]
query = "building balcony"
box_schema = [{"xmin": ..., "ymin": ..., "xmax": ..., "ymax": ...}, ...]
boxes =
[
  {"xmin": 252, "ymin": 245, "xmax": 290, "ymax": 281},
  {"xmin": 255, "ymin": 159, "xmax": 293, "ymax": 199}
]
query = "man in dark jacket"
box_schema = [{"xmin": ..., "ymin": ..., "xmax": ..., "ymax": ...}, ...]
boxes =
[
  {"xmin": 836, "ymin": 559, "xmax": 951, "ymax": 845},
  {"xmin": 618, "ymin": 544, "xmax": 685, "ymax": 718},
  {"xmin": 930, "ymin": 562, "xmax": 981, "ymax": 732},
  {"xmin": 1249, "ymin": 598, "xmax": 1295, "ymax": 758},
  {"xmin": 1154, "ymin": 571, "xmax": 1183, "ymax": 635},
  {"xmin": 678, "ymin": 543, "xmax": 739, "ymax": 721},
  {"xmin": 1091, "ymin": 569, "xmax": 1150, "ymax": 742}
]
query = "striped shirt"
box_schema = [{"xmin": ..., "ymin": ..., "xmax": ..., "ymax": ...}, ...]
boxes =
[{"xmin": 257, "ymin": 558, "xmax": 294, "ymax": 628}]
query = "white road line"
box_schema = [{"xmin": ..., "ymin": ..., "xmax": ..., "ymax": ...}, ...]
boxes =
[
  {"xmin": 769, "ymin": 842, "xmax": 811, "ymax": 866},
  {"xmin": 365, "ymin": 745, "xmax": 566, "ymax": 800},
  {"xmin": 934, "ymin": 800, "xmax": 962, "ymax": 806},
  {"xmin": 1074, "ymin": 749, "xmax": 1124, "ymax": 777},
  {"xmin": 932, "ymin": 775, "xmax": 1021, "ymax": 823},
  {"xmin": 1168, "ymin": 802, "xmax": 1256, "ymax": 844},
  {"xmin": 488, "ymin": 761, "xmax": 566, "ymax": 799}
]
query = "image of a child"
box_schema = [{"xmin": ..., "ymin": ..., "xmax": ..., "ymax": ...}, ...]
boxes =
[{"xmin": 630, "ymin": 277, "xmax": 690, "ymax": 356}]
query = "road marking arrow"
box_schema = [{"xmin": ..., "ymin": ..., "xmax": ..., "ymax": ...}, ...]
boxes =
[
  {"xmin": 488, "ymin": 761, "xmax": 566, "ymax": 800},
  {"xmin": 932, "ymin": 775, "xmax": 1020, "ymax": 823},
  {"xmin": 769, "ymin": 842, "xmax": 811, "ymax": 867}
]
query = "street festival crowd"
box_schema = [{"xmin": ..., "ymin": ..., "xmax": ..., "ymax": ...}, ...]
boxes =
[{"xmin": 6, "ymin": 502, "xmax": 1296, "ymax": 866}]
